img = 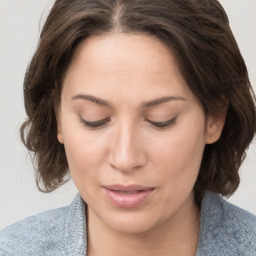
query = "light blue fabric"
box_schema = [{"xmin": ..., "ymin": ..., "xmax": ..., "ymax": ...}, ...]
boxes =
[
  {"xmin": 0, "ymin": 191, "xmax": 256, "ymax": 255},
  {"xmin": 196, "ymin": 192, "xmax": 256, "ymax": 256}
]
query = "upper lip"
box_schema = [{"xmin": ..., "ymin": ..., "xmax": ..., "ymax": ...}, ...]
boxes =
[{"xmin": 103, "ymin": 184, "xmax": 155, "ymax": 191}]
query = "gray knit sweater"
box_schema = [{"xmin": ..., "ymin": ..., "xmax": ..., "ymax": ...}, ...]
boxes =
[{"xmin": 0, "ymin": 191, "xmax": 256, "ymax": 255}]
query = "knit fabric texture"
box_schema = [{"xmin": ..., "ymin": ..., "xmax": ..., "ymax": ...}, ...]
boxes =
[{"xmin": 0, "ymin": 191, "xmax": 256, "ymax": 255}]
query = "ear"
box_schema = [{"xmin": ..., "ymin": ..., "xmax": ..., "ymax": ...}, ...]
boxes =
[
  {"xmin": 205, "ymin": 114, "xmax": 226, "ymax": 144},
  {"xmin": 56, "ymin": 111, "xmax": 64, "ymax": 144}
]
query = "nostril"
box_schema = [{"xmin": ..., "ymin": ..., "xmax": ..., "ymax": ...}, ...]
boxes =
[{"xmin": 108, "ymin": 150, "xmax": 147, "ymax": 173}]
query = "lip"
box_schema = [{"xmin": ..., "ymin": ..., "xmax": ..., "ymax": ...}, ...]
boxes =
[{"xmin": 103, "ymin": 184, "xmax": 155, "ymax": 209}]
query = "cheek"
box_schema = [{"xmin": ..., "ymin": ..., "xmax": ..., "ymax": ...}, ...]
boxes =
[
  {"xmin": 63, "ymin": 134, "xmax": 108, "ymax": 199},
  {"xmin": 150, "ymin": 125, "xmax": 206, "ymax": 209},
  {"xmin": 65, "ymin": 139, "xmax": 105, "ymax": 171},
  {"xmin": 61, "ymin": 120, "xmax": 108, "ymax": 182},
  {"xmin": 150, "ymin": 115, "xmax": 206, "ymax": 185}
]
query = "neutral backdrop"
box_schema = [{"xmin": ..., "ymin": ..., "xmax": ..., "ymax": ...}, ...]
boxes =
[{"xmin": 0, "ymin": 0, "xmax": 255, "ymax": 230}]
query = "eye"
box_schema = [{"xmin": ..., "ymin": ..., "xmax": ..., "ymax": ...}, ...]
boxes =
[
  {"xmin": 79, "ymin": 116, "xmax": 110, "ymax": 129},
  {"xmin": 146, "ymin": 116, "xmax": 178, "ymax": 129}
]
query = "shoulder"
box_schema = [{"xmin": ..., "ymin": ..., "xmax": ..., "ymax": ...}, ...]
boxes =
[
  {"xmin": 0, "ymin": 193, "xmax": 87, "ymax": 256},
  {"xmin": 197, "ymin": 191, "xmax": 256, "ymax": 256},
  {"xmin": 0, "ymin": 205, "xmax": 68, "ymax": 256}
]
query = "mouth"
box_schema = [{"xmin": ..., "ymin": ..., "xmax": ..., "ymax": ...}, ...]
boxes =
[{"xmin": 103, "ymin": 184, "xmax": 155, "ymax": 209}]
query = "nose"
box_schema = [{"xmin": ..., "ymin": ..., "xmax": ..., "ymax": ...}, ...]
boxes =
[{"xmin": 107, "ymin": 122, "xmax": 147, "ymax": 172}]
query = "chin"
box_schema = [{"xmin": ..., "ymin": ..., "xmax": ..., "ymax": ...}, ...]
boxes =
[
  {"xmin": 99, "ymin": 207, "xmax": 163, "ymax": 234},
  {"xmin": 107, "ymin": 218, "xmax": 156, "ymax": 234}
]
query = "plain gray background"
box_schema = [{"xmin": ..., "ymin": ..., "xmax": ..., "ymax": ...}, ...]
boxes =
[{"xmin": 0, "ymin": 0, "xmax": 255, "ymax": 230}]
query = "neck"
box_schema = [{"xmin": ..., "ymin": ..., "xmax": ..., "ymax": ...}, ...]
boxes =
[{"xmin": 87, "ymin": 193, "xmax": 200, "ymax": 256}]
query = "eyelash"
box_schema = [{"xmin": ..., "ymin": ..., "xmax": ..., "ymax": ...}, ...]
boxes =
[
  {"xmin": 146, "ymin": 116, "xmax": 178, "ymax": 129},
  {"xmin": 79, "ymin": 116, "xmax": 177, "ymax": 129},
  {"xmin": 79, "ymin": 116, "xmax": 111, "ymax": 129}
]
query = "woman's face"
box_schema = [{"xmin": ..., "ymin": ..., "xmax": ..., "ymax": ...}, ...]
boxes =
[{"xmin": 57, "ymin": 33, "xmax": 222, "ymax": 234}]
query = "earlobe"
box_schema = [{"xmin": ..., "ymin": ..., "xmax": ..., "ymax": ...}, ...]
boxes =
[
  {"xmin": 205, "ymin": 115, "xmax": 226, "ymax": 144},
  {"xmin": 56, "ymin": 114, "xmax": 64, "ymax": 144},
  {"xmin": 57, "ymin": 130, "xmax": 64, "ymax": 144}
]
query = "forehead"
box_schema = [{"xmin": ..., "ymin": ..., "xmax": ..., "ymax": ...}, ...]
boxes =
[
  {"xmin": 70, "ymin": 33, "xmax": 173, "ymax": 71},
  {"xmin": 63, "ymin": 33, "xmax": 193, "ymax": 101}
]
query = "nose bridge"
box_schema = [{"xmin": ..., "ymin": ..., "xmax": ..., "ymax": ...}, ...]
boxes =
[{"xmin": 108, "ymin": 119, "xmax": 146, "ymax": 172}]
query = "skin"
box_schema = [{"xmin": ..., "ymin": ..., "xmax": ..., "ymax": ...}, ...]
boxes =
[{"xmin": 57, "ymin": 33, "xmax": 225, "ymax": 256}]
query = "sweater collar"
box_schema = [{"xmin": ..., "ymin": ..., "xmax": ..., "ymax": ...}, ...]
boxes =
[
  {"xmin": 65, "ymin": 193, "xmax": 87, "ymax": 256},
  {"xmin": 64, "ymin": 191, "xmax": 229, "ymax": 256}
]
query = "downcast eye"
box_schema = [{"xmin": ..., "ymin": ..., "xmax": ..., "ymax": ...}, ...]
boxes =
[
  {"xmin": 79, "ymin": 116, "xmax": 111, "ymax": 129},
  {"xmin": 146, "ymin": 116, "xmax": 178, "ymax": 129}
]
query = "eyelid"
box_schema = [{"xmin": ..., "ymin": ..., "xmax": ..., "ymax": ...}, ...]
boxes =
[
  {"xmin": 146, "ymin": 116, "xmax": 178, "ymax": 129},
  {"xmin": 79, "ymin": 115, "xmax": 178, "ymax": 129},
  {"xmin": 79, "ymin": 116, "xmax": 110, "ymax": 129}
]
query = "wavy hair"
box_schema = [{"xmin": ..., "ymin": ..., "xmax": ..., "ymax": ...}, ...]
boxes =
[{"xmin": 20, "ymin": 0, "xmax": 256, "ymax": 202}]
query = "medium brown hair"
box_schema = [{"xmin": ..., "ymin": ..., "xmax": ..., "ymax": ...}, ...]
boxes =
[{"xmin": 21, "ymin": 0, "xmax": 256, "ymax": 200}]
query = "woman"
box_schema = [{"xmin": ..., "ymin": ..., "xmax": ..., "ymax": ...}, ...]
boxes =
[{"xmin": 0, "ymin": 0, "xmax": 255, "ymax": 255}]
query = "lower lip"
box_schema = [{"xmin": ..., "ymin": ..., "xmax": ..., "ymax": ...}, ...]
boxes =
[{"xmin": 103, "ymin": 188, "xmax": 155, "ymax": 208}]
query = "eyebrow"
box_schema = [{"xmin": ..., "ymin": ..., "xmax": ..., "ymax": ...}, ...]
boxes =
[
  {"xmin": 142, "ymin": 96, "xmax": 186, "ymax": 107},
  {"xmin": 72, "ymin": 94, "xmax": 110, "ymax": 106},
  {"xmin": 72, "ymin": 94, "xmax": 186, "ymax": 107}
]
